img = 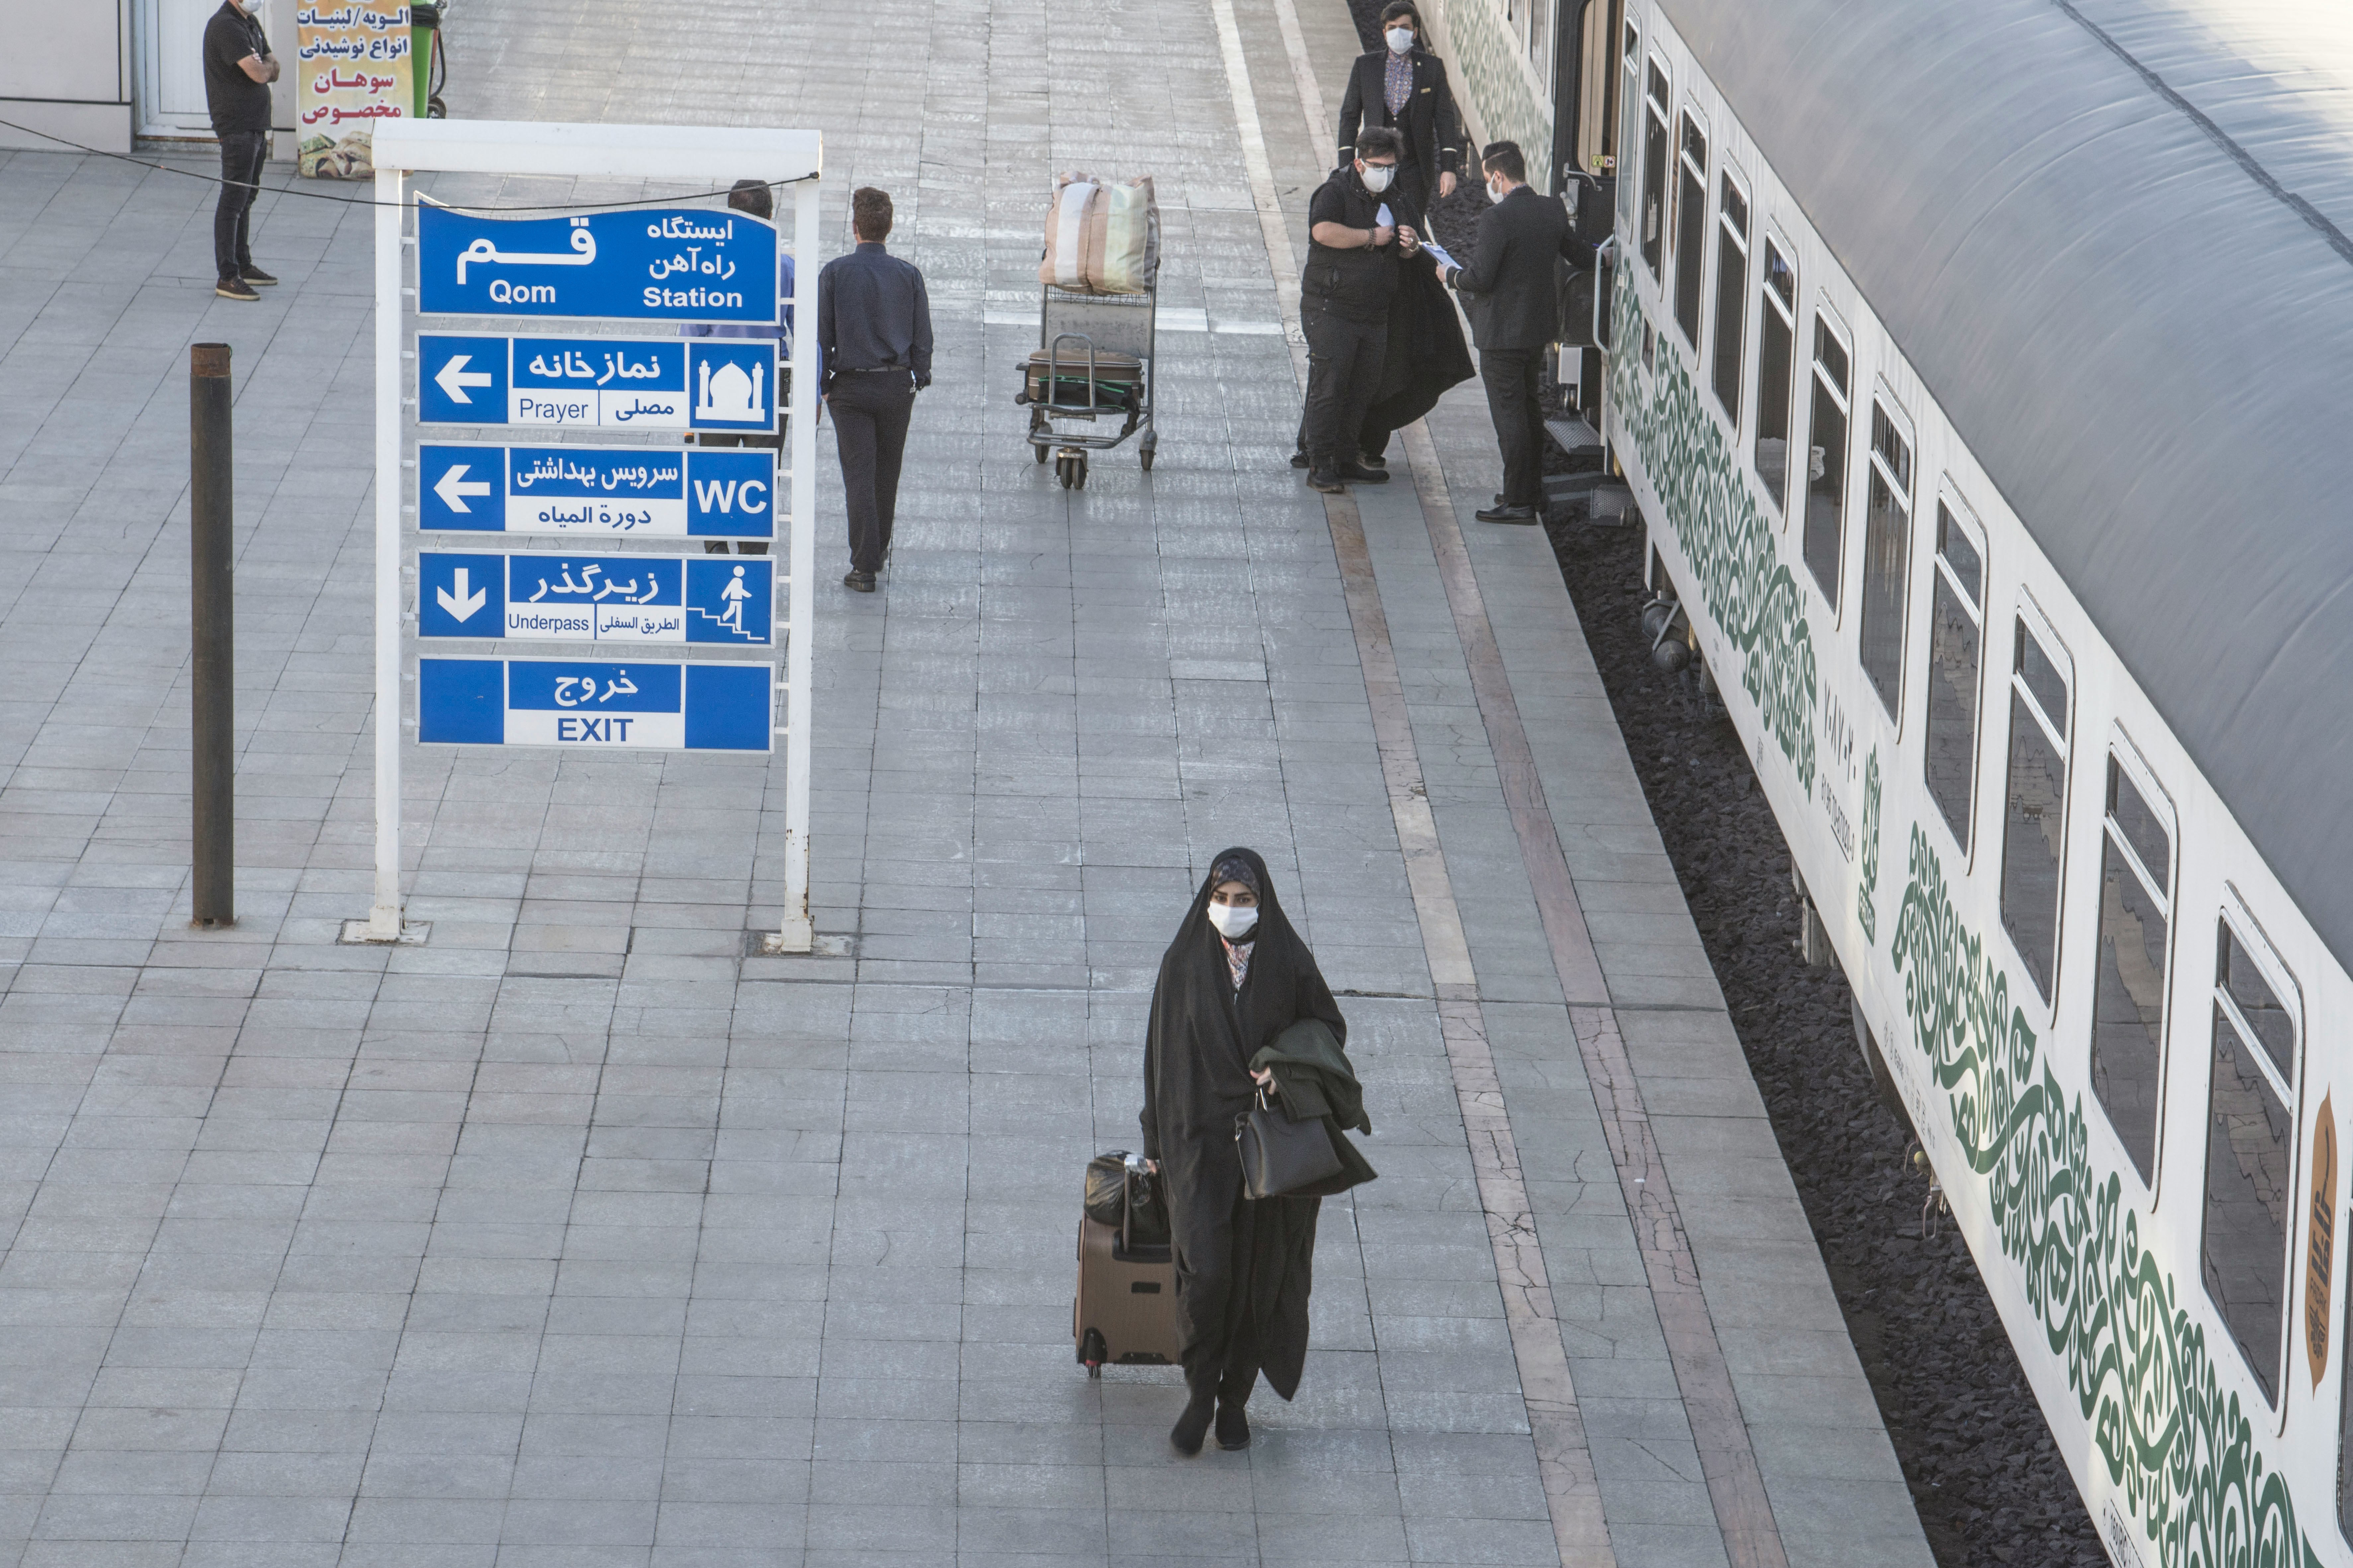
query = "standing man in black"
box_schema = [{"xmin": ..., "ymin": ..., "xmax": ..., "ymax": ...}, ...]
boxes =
[
  {"xmin": 818, "ymin": 187, "xmax": 933, "ymax": 593},
  {"xmin": 202, "ymin": 0, "xmax": 278, "ymax": 302},
  {"xmin": 1443, "ymin": 142, "xmax": 1593, "ymax": 523},
  {"xmin": 1300, "ymin": 126, "xmax": 1421, "ymax": 495}
]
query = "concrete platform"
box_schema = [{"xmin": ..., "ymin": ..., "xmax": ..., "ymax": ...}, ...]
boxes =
[{"xmin": 0, "ymin": 0, "xmax": 1933, "ymax": 1564}]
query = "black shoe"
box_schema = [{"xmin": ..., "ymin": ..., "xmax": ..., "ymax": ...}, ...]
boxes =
[
  {"xmin": 1170, "ymin": 1391, "xmax": 1216, "ymax": 1456},
  {"xmin": 215, "ymin": 276, "xmax": 259, "ymax": 302},
  {"xmin": 237, "ymin": 266, "xmax": 278, "ymax": 286},
  {"xmin": 1357, "ymin": 451, "xmax": 1387, "ymax": 470},
  {"xmin": 1336, "ymin": 463, "xmax": 1388, "ymax": 484},
  {"xmin": 1215, "ymin": 1401, "xmax": 1250, "ymax": 1451},
  {"xmin": 843, "ymin": 570, "xmax": 876, "ymax": 592},
  {"xmin": 1289, "ymin": 450, "xmax": 1310, "ymax": 469},
  {"xmin": 1475, "ymin": 503, "xmax": 1540, "ymax": 523},
  {"xmin": 1306, "ymin": 470, "xmax": 1346, "ymax": 494}
]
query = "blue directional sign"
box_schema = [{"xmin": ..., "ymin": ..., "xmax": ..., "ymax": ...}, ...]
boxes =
[
  {"xmin": 419, "ymin": 551, "xmax": 773, "ymax": 646},
  {"xmin": 418, "ymin": 443, "xmax": 775, "ymax": 539},
  {"xmin": 418, "ymin": 335, "xmax": 778, "ymax": 432},
  {"xmin": 419, "ymin": 658, "xmax": 773, "ymax": 751},
  {"xmin": 417, "ymin": 204, "xmax": 778, "ymax": 323}
]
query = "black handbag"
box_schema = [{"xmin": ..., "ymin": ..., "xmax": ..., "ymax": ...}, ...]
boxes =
[{"xmin": 1235, "ymin": 1088, "xmax": 1343, "ymax": 1200}]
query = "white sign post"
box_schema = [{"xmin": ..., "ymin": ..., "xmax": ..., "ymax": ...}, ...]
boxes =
[{"xmin": 352, "ymin": 121, "xmax": 823, "ymax": 953}]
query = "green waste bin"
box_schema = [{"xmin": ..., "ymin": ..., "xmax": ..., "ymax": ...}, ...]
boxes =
[{"xmin": 411, "ymin": 3, "xmax": 443, "ymax": 120}]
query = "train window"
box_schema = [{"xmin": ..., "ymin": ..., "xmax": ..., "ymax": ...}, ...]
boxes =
[
  {"xmin": 2090, "ymin": 745, "xmax": 2175, "ymax": 1186},
  {"xmin": 1924, "ymin": 494, "xmax": 1984, "ymax": 851},
  {"xmin": 1859, "ymin": 400, "xmax": 1913, "ymax": 718},
  {"xmin": 1803, "ymin": 314, "xmax": 1851, "ymax": 610},
  {"xmin": 1640, "ymin": 59, "xmax": 1670, "ymax": 279},
  {"xmin": 1998, "ymin": 609, "xmax": 2070, "ymax": 1002},
  {"xmin": 1752, "ymin": 241, "xmax": 1795, "ymax": 512},
  {"xmin": 1672, "ymin": 112, "xmax": 1709, "ymax": 347},
  {"xmin": 2202, "ymin": 908, "xmax": 2302, "ymax": 1406},
  {"xmin": 1617, "ymin": 23, "xmax": 1640, "ymax": 237},
  {"xmin": 1711, "ymin": 173, "xmax": 1748, "ymax": 423}
]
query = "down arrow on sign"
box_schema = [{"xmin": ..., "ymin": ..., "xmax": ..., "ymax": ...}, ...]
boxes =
[{"xmin": 435, "ymin": 568, "xmax": 488, "ymax": 623}]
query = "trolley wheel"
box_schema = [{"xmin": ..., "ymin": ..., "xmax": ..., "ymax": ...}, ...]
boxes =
[
  {"xmin": 1071, "ymin": 454, "xmax": 1088, "ymax": 490},
  {"xmin": 1139, "ymin": 443, "xmax": 1155, "ymax": 474},
  {"xmin": 427, "ymin": 95, "xmax": 448, "ymax": 119},
  {"xmin": 1079, "ymin": 1328, "xmax": 1106, "ymax": 1376},
  {"xmin": 1033, "ymin": 443, "xmax": 1049, "ymax": 465}
]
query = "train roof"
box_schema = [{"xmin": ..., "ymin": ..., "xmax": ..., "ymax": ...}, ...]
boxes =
[{"xmin": 1654, "ymin": 0, "xmax": 2353, "ymax": 971}]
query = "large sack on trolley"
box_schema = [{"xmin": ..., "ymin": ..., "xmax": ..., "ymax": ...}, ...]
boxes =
[{"xmin": 1039, "ymin": 173, "xmax": 1160, "ymax": 295}]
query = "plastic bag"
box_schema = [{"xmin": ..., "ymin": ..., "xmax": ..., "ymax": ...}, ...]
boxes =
[{"xmin": 1084, "ymin": 1151, "xmax": 1170, "ymax": 1244}]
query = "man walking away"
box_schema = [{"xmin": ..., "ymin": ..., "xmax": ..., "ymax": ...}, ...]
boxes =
[
  {"xmin": 1299, "ymin": 127, "xmax": 1420, "ymax": 494},
  {"xmin": 204, "ymin": 0, "xmax": 278, "ymax": 301},
  {"xmin": 818, "ymin": 187, "xmax": 932, "ymax": 593},
  {"xmin": 683, "ymin": 179, "xmax": 807, "ymax": 556},
  {"xmin": 1442, "ymin": 141, "xmax": 1594, "ymax": 522}
]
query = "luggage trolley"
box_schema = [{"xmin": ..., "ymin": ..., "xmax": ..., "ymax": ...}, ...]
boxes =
[{"xmin": 1020, "ymin": 286, "xmax": 1158, "ymax": 489}]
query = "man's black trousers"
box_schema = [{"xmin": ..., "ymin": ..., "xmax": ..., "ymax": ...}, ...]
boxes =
[
  {"xmin": 1479, "ymin": 347, "xmax": 1546, "ymax": 509},
  {"xmin": 829, "ymin": 372, "xmax": 915, "ymax": 575},
  {"xmin": 214, "ymin": 131, "xmax": 268, "ymax": 282},
  {"xmin": 1301, "ymin": 304, "xmax": 1386, "ymax": 472}
]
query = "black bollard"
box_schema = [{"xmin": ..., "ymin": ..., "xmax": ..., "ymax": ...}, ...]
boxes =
[{"xmin": 190, "ymin": 343, "xmax": 235, "ymax": 928}]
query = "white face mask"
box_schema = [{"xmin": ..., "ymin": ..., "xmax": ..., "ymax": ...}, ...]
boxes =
[
  {"xmin": 1386, "ymin": 27, "xmax": 1416, "ymax": 53},
  {"xmin": 1361, "ymin": 164, "xmax": 1396, "ymax": 194},
  {"xmin": 1208, "ymin": 902, "xmax": 1259, "ymax": 939},
  {"xmin": 1488, "ymin": 177, "xmax": 1509, "ymax": 204}
]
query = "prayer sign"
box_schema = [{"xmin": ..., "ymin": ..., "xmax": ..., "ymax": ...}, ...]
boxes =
[{"xmin": 417, "ymin": 334, "xmax": 779, "ymax": 431}]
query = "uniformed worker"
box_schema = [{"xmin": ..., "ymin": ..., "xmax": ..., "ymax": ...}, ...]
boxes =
[
  {"xmin": 1299, "ymin": 127, "xmax": 1422, "ymax": 494},
  {"xmin": 817, "ymin": 187, "xmax": 934, "ymax": 593}
]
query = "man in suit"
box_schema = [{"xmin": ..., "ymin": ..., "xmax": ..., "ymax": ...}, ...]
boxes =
[
  {"xmin": 1443, "ymin": 142, "xmax": 1595, "ymax": 523},
  {"xmin": 1335, "ymin": 1, "xmax": 1464, "ymax": 231}
]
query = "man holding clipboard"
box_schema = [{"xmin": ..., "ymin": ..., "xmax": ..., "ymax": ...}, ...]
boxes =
[{"xmin": 1439, "ymin": 142, "xmax": 1596, "ymax": 523}]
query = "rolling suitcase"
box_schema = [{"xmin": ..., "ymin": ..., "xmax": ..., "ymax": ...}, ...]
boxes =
[{"xmin": 1074, "ymin": 1153, "xmax": 1179, "ymax": 1376}]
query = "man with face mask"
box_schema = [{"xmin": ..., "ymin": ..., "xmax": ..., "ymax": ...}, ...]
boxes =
[
  {"xmin": 1334, "ymin": 2, "xmax": 1464, "ymax": 233},
  {"xmin": 1442, "ymin": 142, "xmax": 1595, "ymax": 522},
  {"xmin": 1298, "ymin": 126, "xmax": 1424, "ymax": 495},
  {"xmin": 203, "ymin": 0, "xmax": 279, "ymax": 301}
]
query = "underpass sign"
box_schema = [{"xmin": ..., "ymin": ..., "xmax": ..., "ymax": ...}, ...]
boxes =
[{"xmin": 418, "ymin": 550, "xmax": 774, "ymax": 645}]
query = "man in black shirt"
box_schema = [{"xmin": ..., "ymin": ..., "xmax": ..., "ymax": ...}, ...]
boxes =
[
  {"xmin": 202, "ymin": 0, "xmax": 278, "ymax": 301},
  {"xmin": 1299, "ymin": 127, "xmax": 1421, "ymax": 493},
  {"xmin": 818, "ymin": 187, "xmax": 934, "ymax": 593}
]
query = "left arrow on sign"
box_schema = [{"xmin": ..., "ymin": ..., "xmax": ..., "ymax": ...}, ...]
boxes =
[
  {"xmin": 433, "ymin": 464, "xmax": 494, "ymax": 512},
  {"xmin": 436, "ymin": 568, "xmax": 488, "ymax": 622},
  {"xmin": 435, "ymin": 354, "xmax": 495, "ymax": 403}
]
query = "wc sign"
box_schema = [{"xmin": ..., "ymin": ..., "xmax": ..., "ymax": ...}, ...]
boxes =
[{"xmin": 416, "ymin": 443, "xmax": 774, "ymax": 540}]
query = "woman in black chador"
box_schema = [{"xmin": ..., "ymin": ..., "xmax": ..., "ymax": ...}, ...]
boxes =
[{"xmin": 1140, "ymin": 849, "xmax": 1346, "ymax": 1456}]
